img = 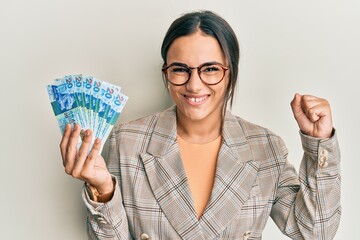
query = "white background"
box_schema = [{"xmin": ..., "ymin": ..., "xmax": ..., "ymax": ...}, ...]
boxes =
[{"xmin": 1, "ymin": 0, "xmax": 359, "ymax": 239}]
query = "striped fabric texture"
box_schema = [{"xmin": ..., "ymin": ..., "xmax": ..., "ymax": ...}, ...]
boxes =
[{"xmin": 83, "ymin": 106, "xmax": 341, "ymax": 240}]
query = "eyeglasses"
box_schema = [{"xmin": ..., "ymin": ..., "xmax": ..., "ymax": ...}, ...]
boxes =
[{"xmin": 162, "ymin": 61, "xmax": 229, "ymax": 86}]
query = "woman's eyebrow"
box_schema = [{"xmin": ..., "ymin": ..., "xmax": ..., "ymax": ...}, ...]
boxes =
[
  {"xmin": 167, "ymin": 62, "xmax": 189, "ymax": 67},
  {"xmin": 167, "ymin": 61, "xmax": 224, "ymax": 67},
  {"xmin": 200, "ymin": 61, "xmax": 223, "ymax": 66}
]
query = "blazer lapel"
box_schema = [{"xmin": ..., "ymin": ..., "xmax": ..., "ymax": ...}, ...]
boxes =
[
  {"xmin": 140, "ymin": 107, "xmax": 205, "ymax": 240},
  {"xmin": 199, "ymin": 112, "xmax": 260, "ymax": 239}
]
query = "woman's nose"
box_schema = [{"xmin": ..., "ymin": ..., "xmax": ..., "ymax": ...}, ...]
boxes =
[{"xmin": 185, "ymin": 69, "xmax": 204, "ymax": 91}]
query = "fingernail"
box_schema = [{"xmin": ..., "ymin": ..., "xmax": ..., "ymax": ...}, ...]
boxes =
[
  {"xmin": 95, "ymin": 138, "xmax": 101, "ymax": 144},
  {"xmin": 80, "ymin": 129, "xmax": 85, "ymax": 140},
  {"xmin": 86, "ymin": 129, "xmax": 91, "ymax": 137}
]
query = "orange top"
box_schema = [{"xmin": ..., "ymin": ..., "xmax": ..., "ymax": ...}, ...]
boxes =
[{"xmin": 177, "ymin": 135, "xmax": 222, "ymax": 219}]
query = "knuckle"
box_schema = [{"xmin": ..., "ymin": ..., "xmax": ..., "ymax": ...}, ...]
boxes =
[
  {"xmin": 69, "ymin": 136, "xmax": 78, "ymax": 144},
  {"xmin": 89, "ymin": 150, "xmax": 98, "ymax": 158},
  {"xmin": 310, "ymin": 112, "xmax": 317, "ymax": 118},
  {"xmin": 307, "ymin": 108, "xmax": 314, "ymax": 115},
  {"xmin": 59, "ymin": 141, "xmax": 66, "ymax": 149},
  {"xmin": 303, "ymin": 95, "xmax": 312, "ymax": 100},
  {"xmin": 87, "ymin": 152, "xmax": 95, "ymax": 161},
  {"xmin": 69, "ymin": 129, "xmax": 78, "ymax": 138},
  {"xmin": 67, "ymin": 145, "xmax": 75, "ymax": 153},
  {"xmin": 303, "ymin": 100, "xmax": 311, "ymax": 108},
  {"xmin": 80, "ymin": 171, "xmax": 90, "ymax": 180},
  {"xmin": 64, "ymin": 167, "xmax": 72, "ymax": 175},
  {"xmin": 300, "ymin": 99, "xmax": 306, "ymax": 107},
  {"xmin": 290, "ymin": 99, "xmax": 295, "ymax": 106},
  {"xmin": 78, "ymin": 151, "xmax": 86, "ymax": 160},
  {"xmin": 71, "ymin": 170, "xmax": 80, "ymax": 178}
]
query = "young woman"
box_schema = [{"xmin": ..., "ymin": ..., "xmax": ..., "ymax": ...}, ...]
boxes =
[{"xmin": 60, "ymin": 11, "xmax": 341, "ymax": 239}]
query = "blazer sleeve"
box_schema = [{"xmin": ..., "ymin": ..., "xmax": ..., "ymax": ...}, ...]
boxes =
[
  {"xmin": 82, "ymin": 129, "xmax": 130, "ymax": 239},
  {"xmin": 270, "ymin": 130, "xmax": 341, "ymax": 240}
]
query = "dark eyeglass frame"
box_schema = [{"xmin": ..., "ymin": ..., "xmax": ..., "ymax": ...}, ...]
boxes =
[{"xmin": 162, "ymin": 61, "xmax": 229, "ymax": 86}]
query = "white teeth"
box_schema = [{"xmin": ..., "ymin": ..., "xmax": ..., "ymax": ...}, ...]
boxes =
[{"xmin": 187, "ymin": 96, "xmax": 207, "ymax": 103}]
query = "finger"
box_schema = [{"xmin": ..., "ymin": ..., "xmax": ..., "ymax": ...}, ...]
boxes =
[
  {"xmin": 300, "ymin": 94, "xmax": 318, "ymax": 101},
  {"xmin": 291, "ymin": 93, "xmax": 306, "ymax": 118},
  {"xmin": 290, "ymin": 92, "xmax": 302, "ymax": 108},
  {"xmin": 305, "ymin": 102, "xmax": 330, "ymax": 123},
  {"xmin": 64, "ymin": 124, "xmax": 81, "ymax": 175},
  {"xmin": 60, "ymin": 124, "xmax": 71, "ymax": 166},
  {"xmin": 300, "ymin": 94, "xmax": 324, "ymax": 107},
  {"xmin": 305, "ymin": 105, "xmax": 321, "ymax": 122},
  {"xmin": 300, "ymin": 99, "xmax": 318, "ymax": 116},
  {"xmin": 300, "ymin": 95, "xmax": 327, "ymax": 113},
  {"xmin": 81, "ymin": 138, "xmax": 102, "ymax": 180},
  {"xmin": 291, "ymin": 93, "xmax": 315, "ymax": 131},
  {"xmin": 301, "ymin": 97, "xmax": 329, "ymax": 119},
  {"xmin": 71, "ymin": 129, "xmax": 93, "ymax": 178}
]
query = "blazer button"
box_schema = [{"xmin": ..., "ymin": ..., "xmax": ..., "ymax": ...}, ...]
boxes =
[
  {"xmin": 140, "ymin": 233, "xmax": 150, "ymax": 240},
  {"xmin": 320, "ymin": 148, "xmax": 328, "ymax": 157},
  {"xmin": 321, "ymin": 161, "xmax": 329, "ymax": 168},
  {"xmin": 243, "ymin": 230, "xmax": 251, "ymax": 240}
]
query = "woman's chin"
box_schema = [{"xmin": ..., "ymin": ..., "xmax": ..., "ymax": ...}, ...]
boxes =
[{"xmin": 179, "ymin": 108, "xmax": 214, "ymax": 122}]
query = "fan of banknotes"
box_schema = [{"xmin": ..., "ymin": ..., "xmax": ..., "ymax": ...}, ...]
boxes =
[{"xmin": 47, "ymin": 74, "xmax": 128, "ymax": 151}]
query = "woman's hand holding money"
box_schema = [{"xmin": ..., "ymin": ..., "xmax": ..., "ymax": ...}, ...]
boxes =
[{"xmin": 60, "ymin": 124, "xmax": 114, "ymax": 202}]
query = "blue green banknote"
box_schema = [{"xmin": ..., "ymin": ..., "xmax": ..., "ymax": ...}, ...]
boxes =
[{"xmin": 47, "ymin": 74, "xmax": 128, "ymax": 152}]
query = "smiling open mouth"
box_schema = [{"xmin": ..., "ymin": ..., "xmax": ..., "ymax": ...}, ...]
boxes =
[{"xmin": 183, "ymin": 95, "xmax": 210, "ymax": 104}]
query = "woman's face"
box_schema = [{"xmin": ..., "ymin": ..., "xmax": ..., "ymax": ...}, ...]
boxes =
[{"xmin": 166, "ymin": 31, "xmax": 228, "ymax": 123}]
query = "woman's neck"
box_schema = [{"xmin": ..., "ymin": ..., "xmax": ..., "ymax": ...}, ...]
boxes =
[{"xmin": 176, "ymin": 108, "xmax": 222, "ymax": 144}]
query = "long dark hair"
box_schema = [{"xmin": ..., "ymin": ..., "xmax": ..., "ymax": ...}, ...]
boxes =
[{"xmin": 161, "ymin": 10, "xmax": 240, "ymax": 114}]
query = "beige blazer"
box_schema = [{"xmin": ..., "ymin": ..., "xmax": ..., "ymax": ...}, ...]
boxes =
[{"xmin": 83, "ymin": 106, "xmax": 341, "ymax": 240}]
